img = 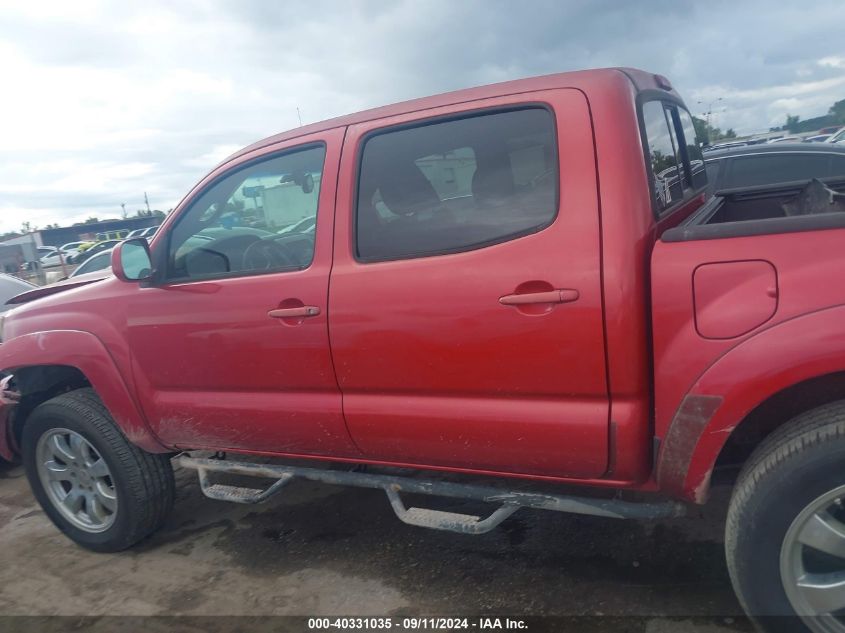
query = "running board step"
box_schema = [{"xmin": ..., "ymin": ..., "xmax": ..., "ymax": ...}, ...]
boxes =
[
  {"xmin": 180, "ymin": 455, "xmax": 686, "ymax": 535},
  {"xmin": 385, "ymin": 488, "xmax": 518, "ymax": 534},
  {"xmin": 197, "ymin": 467, "xmax": 293, "ymax": 504}
]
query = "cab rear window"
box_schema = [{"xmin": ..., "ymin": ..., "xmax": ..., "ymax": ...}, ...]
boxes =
[
  {"xmin": 642, "ymin": 100, "xmax": 706, "ymax": 215},
  {"xmin": 643, "ymin": 101, "xmax": 683, "ymax": 211}
]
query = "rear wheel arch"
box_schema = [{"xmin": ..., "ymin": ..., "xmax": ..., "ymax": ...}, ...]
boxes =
[
  {"xmin": 659, "ymin": 306, "xmax": 845, "ymax": 502},
  {"xmin": 676, "ymin": 367, "xmax": 845, "ymax": 503},
  {"xmin": 713, "ymin": 371, "xmax": 845, "ymax": 481}
]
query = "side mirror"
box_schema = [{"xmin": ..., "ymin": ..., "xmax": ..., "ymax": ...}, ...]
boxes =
[{"xmin": 111, "ymin": 238, "xmax": 153, "ymax": 282}]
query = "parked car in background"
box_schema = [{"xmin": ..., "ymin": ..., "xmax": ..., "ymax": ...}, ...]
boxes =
[
  {"xmin": 703, "ymin": 140, "xmax": 748, "ymax": 152},
  {"xmin": 277, "ymin": 214, "xmax": 316, "ymax": 234},
  {"xmin": 74, "ymin": 241, "xmax": 97, "ymax": 254},
  {"xmin": 126, "ymin": 226, "xmax": 159, "ymax": 240},
  {"xmin": 0, "ymin": 273, "xmax": 35, "ymax": 317},
  {"xmin": 95, "ymin": 230, "xmax": 129, "ymax": 242},
  {"xmin": 827, "ymin": 128, "xmax": 845, "ymax": 144},
  {"xmin": 69, "ymin": 249, "xmax": 113, "ymax": 277},
  {"xmin": 803, "ymin": 134, "xmax": 831, "ymax": 143},
  {"xmin": 768, "ymin": 136, "xmax": 803, "ymax": 144},
  {"xmin": 818, "ymin": 125, "xmax": 844, "ymax": 136},
  {"xmin": 68, "ymin": 239, "xmax": 121, "ymax": 264},
  {"xmin": 704, "ymin": 143, "xmax": 845, "ymax": 194},
  {"xmin": 39, "ymin": 250, "xmax": 73, "ymax": 268},
  {"xmin": 60, "ymin": 241, "xmax": 86, "ymax": 253}
]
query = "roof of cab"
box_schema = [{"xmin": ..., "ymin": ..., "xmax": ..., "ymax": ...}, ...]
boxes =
[{"xmin": 226, "ymin": 67, "xmax": 671, "ymax": 165}]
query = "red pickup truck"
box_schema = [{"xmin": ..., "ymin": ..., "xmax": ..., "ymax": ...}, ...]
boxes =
[{"xmin": 2, "ymin": 68, "xmax": 844, "ymax": 631}]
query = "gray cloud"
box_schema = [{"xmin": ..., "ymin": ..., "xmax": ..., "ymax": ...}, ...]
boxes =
[{"xmin": 0, "ymin": 0, "xmax": 843, "ymax": 233}]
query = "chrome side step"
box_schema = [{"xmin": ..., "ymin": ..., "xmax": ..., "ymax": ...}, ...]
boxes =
[
  {"xmin": 197, "ymin": 466, "xmax": 294, "ymax": 504},
  {"xmin": 384, "ymin": 487, "xmax": 520, "ymax": 534},
  {"xmin": 180, "ymin": 455, "xmax": 685, "ymax": 535}
]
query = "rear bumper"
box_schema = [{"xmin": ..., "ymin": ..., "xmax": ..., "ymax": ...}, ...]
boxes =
[{"xmin": 0, "ymin": 375, "xmax": 20, "ymax": 461}]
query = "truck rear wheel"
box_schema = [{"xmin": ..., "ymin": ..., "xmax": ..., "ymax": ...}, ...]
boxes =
[
  {"xmin": 21, "ymin": 388, "xmax": 174, "ymax": 552},
  {"xmin": 726, "ymin": 401, "xmax": 845, "ymax": 633}
]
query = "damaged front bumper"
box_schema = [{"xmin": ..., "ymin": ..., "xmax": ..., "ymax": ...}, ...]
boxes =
[{"xmin": 0, "ymin": 375, "xmax": 20, "ymax": 461}]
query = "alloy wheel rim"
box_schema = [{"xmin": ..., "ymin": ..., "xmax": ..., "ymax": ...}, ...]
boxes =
[
  {"xmin": 35, "ymin": 428, "xmax": 118, "ymax": 533},
  {"xmin": 781, "ymin": 484, "xmax": 845, "ymax": 632}
]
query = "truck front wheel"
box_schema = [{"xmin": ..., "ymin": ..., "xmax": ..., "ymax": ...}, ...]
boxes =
[
  {"xmin": 21, "ymin": 388, "xmax": 174, "ymax": 552},
  {"xmin": 726, "ymin": 401, "xmax": 845, "ymax": 633}
]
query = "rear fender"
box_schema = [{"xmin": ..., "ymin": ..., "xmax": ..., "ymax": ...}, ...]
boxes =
[
  {"xmin": 657, "ymin": 305, "xmax": 845, "ymax": 502},
  {"xmin": 0, "ymin": 330, "xmax": 168, "ymax": 456}
]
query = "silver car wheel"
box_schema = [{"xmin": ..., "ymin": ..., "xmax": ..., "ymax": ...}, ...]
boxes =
[
  {"xmin": 35, "ymin": 428, "xmax": 118, "ymax": 533},
  {"xmin": 781, "ymin": 484, "xmax": 845, "ymax": 632}
]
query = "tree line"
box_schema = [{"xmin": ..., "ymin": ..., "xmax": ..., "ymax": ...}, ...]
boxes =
[
  {"xmin": 692, "ymin": 116, "xmax": 736, "ymax": 145},
  {"xmin": 779, "ymin": 98, "xmax": 845, "ymax": 134}
]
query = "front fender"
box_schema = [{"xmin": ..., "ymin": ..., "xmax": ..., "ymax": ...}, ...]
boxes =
[
  {"xmin": 657, "ymin": 305, "xmax": 845, "ymax": 502},
  {"xmin": 0, "ymin": 330, "xmax": 168, "ymax": 456}
]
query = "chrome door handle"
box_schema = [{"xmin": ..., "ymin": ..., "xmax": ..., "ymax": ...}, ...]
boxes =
[
  {"xmin": 268, "ymin": 306, "xmax": 321, "ymax": 318},
  {"xmin": 499, "ymin": 289, "xmax": 580, "ymax": 306}
]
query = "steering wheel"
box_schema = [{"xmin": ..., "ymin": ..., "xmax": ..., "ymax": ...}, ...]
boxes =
[{"xmin": 242, "ymin": 239, "xmax": 295, "ymax": 270}]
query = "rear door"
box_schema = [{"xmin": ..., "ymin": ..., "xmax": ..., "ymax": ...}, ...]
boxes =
[{"xmin": 329, "ymin": 90, "xmax": 609, "ymax": 478}]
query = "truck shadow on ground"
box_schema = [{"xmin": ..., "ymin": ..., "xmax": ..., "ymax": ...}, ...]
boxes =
[{"xmin": 137, "ymin": 465, "xmax": 746, "ymax": 622}]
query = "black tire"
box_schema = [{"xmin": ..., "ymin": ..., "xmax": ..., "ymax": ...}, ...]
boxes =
[
  {"xmin": 726, "ymin": 400, "xmax": 845, "ymax": 633},
  {"xmin": 21, "ymin": 388, "xmax": 174, "ymax": 552}
]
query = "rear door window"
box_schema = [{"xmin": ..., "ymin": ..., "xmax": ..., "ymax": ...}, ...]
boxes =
[{"xmin": 355, "ymin": 107, "xmax": 558, "ymax": 262}]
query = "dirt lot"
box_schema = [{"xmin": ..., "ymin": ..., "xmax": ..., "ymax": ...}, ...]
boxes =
[{"xmin": 0, "ymin": 459, "xmax": 752, "ymax": 632}]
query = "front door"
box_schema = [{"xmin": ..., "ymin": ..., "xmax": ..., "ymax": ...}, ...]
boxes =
[
  {"xmin": 126, "ymin": 128, "xmax": 357, "ymax": 456},
  {"xmin": 329, "ymin": 90, "xmax": 608, "ymax": 478}
]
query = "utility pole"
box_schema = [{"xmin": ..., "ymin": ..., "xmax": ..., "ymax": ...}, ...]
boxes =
[
  {"xmin": 297, "ymin": 107, "xmax": 303, "ymax": 127},
  {"xmin": 121, "ymin": 203, "xmax": 127, "ymax": 219},
  {"xmin": 144, "ymin": 192, "xmax": 151, "ymax": 215},
  {"xmin": 28, "ymin": 230, "xmax": 45, "ymax": 285},
  {"xmin": 698, "ymin": 97, "xmax": 724, "ymax": 130}
]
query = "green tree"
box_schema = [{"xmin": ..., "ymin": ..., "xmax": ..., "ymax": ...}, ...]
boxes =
[
  {"xmin": 785, "ymin": 114, "xmax": 801, "ymax": 133},
  {"xmin": 829, "ymin": 99, "xmax": 845, "ymax": 125},
  {"xmin": 693, "ymin": 116, "xmax": 738, "ymax": 144},
  {"xmin": 692, "ymin": 116, "xmax": 711, "ymax": 144}
]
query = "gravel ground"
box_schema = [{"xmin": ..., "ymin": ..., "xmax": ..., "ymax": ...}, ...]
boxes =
[{"xmin": 0, "ymin": 458, "xmax": 753, "ymax": 632}]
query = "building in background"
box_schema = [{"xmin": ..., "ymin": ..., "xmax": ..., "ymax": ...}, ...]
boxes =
[{"xmin": 1, "ymin": 217, "xmax": 165, "ymax": 251}]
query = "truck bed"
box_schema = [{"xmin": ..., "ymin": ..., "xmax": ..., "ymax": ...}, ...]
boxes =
[
  {"xmin": 663, "ymin": 178, "xmax": 845, "ymax": 242},
  {"xmin": 651, "ymin": 178, "xmax": 845, "ymax": 464}
]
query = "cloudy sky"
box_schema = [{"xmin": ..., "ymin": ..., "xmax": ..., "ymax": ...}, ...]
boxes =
[{"xmin": 1, "ymin": 0, "xmax": 844, "ymax": 234}]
